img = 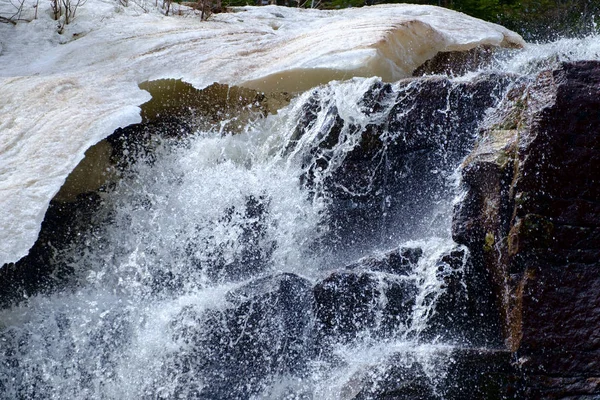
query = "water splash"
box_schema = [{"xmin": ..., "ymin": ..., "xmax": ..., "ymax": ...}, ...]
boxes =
[
  {"xmin": 0, "ymin": 58, "xmax": 538, "ymax": 398},
  {"xmin": 483, "ymin": 32, "xmax": 600, "ymax": 76}
]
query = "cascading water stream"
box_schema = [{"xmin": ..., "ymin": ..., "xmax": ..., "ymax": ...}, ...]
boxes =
[{"xmin": 2, "ymin": 32, "xmax": 600, "ymax": 399}]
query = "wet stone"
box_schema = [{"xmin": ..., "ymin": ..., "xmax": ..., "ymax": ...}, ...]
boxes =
[
  {"xmin": 286, "ymin": 74, "xmax": 513, "ymax": 252},
  {"xmin": 441, "ymin": 348, "xmax": 519, "ymax": 400},
  {"xmin": 414, "ymin": 246, "xmax": 503, "ymax": 347},
  {"xmin": 453, "ymin": 61, "xmax": 600, "ymax": 396},
  {"xmin": 341, "ymin": 352, "xmax": 441, "ymax": 400},
  {"xmin": 313, "ymin": 270, "xmax": 417, "ymax": 341},
  {"xmin": 346, "ymin": 246, "xmax": 423, "ymax": 276},
  {"xmin": 169, "ymin": 273, "xmax": 314, "ymax": 399}
]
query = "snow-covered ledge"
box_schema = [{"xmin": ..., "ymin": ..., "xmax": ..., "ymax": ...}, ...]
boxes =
[{"xmin": 0, "ymin": 2, "xmax": 523, "ymax": 266}]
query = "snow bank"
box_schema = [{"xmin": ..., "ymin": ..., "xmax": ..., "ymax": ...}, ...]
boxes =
[{"xmin": 0, "ymin": 1, "xmax": 523, "ymax": 266}]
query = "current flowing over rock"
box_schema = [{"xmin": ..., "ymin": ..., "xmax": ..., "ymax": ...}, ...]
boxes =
[
  {"xmin": 0, "ymin": 69, "xmax": 516, "ymax": 398},
  {"xmin": 1, "ymin": 16, "xmax": 600, "ymax": 399},
  {"xmin": 0, "ymin": 3, "xmax": 524, "ymax": 267}
]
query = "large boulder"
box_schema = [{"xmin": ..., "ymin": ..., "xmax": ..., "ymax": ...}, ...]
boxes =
[
  {"xmin": 168, "ymin": 272, "xmax": 314, "ymax": 398},
  {"xmin": 313, "ymin": 270, "xmax": 417, "ymax": 342},
  {"xmin": 421, "ymin": 246, "xmax": 502, "ymax": 346},
  {"xmin": 453, "ymin": 61, "xmax": 600, "ymax": 397},
  {"xmin": 286, "ymin": 74, "xmax": 513, "ymax": 251}
]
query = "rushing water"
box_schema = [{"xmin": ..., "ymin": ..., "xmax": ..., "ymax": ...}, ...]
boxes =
[{"xmin": 1, "ymin": 33, "xmax": 600, "ymax": 399}]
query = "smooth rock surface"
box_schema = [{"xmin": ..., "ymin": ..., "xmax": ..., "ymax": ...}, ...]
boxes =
[{"xmin": 314, "ymin": 270, "xmax": 417, "ymax": 341}]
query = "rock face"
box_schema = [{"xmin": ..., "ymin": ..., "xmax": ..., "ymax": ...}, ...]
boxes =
[
  {"xmin": 453, "ymin": 61, "xmax": 600, "ymax": 398},
  {"xmin": 413, "ymin": 45, "xmax": 496, "ymax": 77},
  {"xmin": 288, "ymin": 74, "xmax": 512, "ymax": 250},
  {"xmin": 421, "ymin": 246, "xmax": 502, "ymax": 346},
  {"xmin": 313, "ymin": 270, "xmax": 417, "ymax": 341},
  {"xmin": 169, "ymin": 273, "xmax": 314, "ymax": 398}
]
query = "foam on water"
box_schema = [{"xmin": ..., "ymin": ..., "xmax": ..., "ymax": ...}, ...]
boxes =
[{"xmin": 483, "ymin": 32, "xmax": 600, "ymax": 75}]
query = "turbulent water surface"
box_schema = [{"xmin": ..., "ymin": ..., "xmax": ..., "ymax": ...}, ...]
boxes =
[{"xmin": 1, "ymin": 33, "xmax": 599, "ymax": 399}]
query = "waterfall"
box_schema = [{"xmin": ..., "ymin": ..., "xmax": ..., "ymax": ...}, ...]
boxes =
[{"xmin": 2, "ymin": 32, "xmax": 599, "ymax": 399}]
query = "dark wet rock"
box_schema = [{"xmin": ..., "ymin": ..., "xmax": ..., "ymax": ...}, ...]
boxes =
[
  {"xmin": 423, "ymin": 246, "xmax": 503, "ymax": 347},
  {"xmin": 420, "ymin": 247, "xmax": 469, "ymax": 343},
  {"xmin": 0, "ymin": 193, "xmax": 102, "ymax": 308},
  {"xmin": 340, "ymin": 348, "xmax": 519, "ymax": 400},
  {"xmin": 346, "ymin": 356, "xmax": 439, "ymax": 400},
  {"xmin": 169, "ymin": 273, "xmax": 314, "ymax": 399},
  {"xmin": 346, "ymin": 246, "xmax": 422, "ymax": 276},
  {"xmin": 453, "ymin": 61, "xmax": 600, "ymax": 397},
  {"xmin": 442, "ymin": 348, "xmax": 521, "ymax": 400},
  {"xmin": 413, "ymin": 45, "xmax": 497, "ymax": 77},
  {"xmin": 289, "ymin": 74, "xmax": 513, "ymax": 251},
  {"xmin": 313, "ymin": 270, "xmax": 417, "ymax": 341}
]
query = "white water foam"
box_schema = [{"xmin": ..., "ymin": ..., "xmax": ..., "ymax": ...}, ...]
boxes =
[{"xmin": 0, "ymin": 76, "xmax": 470, "ymax": 399}]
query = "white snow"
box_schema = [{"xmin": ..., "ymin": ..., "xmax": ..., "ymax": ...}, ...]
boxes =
[{"xmin": 0, "ymin": 0, "xmax": 523, "ymax": 266}]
